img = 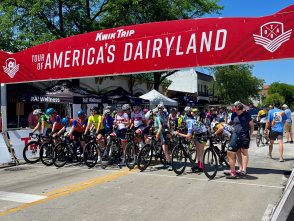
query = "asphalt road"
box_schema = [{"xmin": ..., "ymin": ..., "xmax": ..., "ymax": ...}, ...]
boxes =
[{"xmin": 0, "ymin": 133, "xmax": 293, "ymax": 221}]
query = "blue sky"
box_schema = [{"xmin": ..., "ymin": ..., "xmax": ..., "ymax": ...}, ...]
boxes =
[{"xmin": 195, "ymin": 0, "xmax": 294, "ymax": 86}]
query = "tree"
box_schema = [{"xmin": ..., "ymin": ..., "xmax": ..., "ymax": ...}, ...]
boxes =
[
  {"xmin": 267, "ymin": 82, "xmax": 294, "ymax": 106},
  {"xmin": 263, "ymin": 93, "xmax": 285, "ymax": 107},
  {"xmin": 208, "ymin": 65, "xmax": 265, "ymax": 104},
  {"xmin": 0, "ymin": 0, "xmax": 224, "ymax": 89}
]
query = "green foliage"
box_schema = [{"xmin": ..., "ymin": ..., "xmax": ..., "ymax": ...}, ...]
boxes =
[
  {"xmin": 208, "ymin": 65, "xmax": 265, "ymax": 104},
  {"xmin": 263, "ymin": 93, "xmax": 285, "ymax": 107},
  {"xmin": 267, "ymin": 82, "xmax": 294, "ymax": 106},
  {"xmin": 257, "ymin": 103, "xmax": 262, "ymax": 108}
]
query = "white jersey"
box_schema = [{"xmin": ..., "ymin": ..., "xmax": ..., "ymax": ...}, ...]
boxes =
[
  {"xmin": 221, "ymin": 123, "xmax": 235, "ymax": 138},
  {"xmin": 115, "ymin": 113, "xmax": 129, "ymax": 130},
  {"xmin": 131, "ymin": 110, "xmax": 146, "ymax": 128}
]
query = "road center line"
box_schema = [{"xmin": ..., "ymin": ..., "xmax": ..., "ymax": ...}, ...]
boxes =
[{"xmin": 0, "ymin": 168, "xmax": 139, "ymax": 217}]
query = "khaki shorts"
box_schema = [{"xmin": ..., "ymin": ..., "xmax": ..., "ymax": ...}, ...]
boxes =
[{"xmin": 284, "ymin": 122, "xmax": 292, "ymax": 133}]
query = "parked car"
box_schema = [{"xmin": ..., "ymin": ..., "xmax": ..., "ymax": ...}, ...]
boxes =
[{"xmin": 248, "ymin": 108, "xmax": 262, "ymax": 128}]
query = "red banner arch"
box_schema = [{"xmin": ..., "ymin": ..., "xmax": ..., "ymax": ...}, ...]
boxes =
[{"xmin": 1, "ymin": 4, "xmax": 294, "ymax": 84}]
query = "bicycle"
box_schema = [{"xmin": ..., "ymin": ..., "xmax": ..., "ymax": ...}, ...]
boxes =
[
  {"xmin": 52, "ymin": 136, "xmax": 77, "ymax": 168},
  {"xmin": 124, "ymin": 132, "xmax": 141, "ymax": 170},
  {"xmin": 256, "ymin": 122, "xmax": 269, "ymax": 147},
  {"xmin": 23, "ymin": 133, "xmax": 47, "ymax": 164},
  {"xmin": 83, "ymin": 132, "xmax": 113, "ymax": 169},
  {"xmin": 137, "ymin": 135, "xmax": 170, "ymax": 171},
  {"xmin": 170, "ymin": 135, "xmax": 197, "ymax": 175},
  {"xmin": 202, "ymin": 135, "xmax": 230, "ymax": 179},
  {"xmin": 39, "ymin": 135, "xmax": 56, "ymax": 166}
]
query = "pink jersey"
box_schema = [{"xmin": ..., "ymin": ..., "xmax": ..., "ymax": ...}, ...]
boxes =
[
  {"xmin": 131, "ymin": 110, "xmax": 146, "ymax": 128},
  {"xmin": 115, "ymin": 113, "xmax": 129, "ymax": 130}
]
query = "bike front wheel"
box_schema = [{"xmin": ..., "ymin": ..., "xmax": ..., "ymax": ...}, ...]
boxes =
[
  {"xmin": 84, "ymin": 143, "xmax": 98, "ymax": 168},
  {"xmin": 171, "ymin": 145, "xmax": 187, "ymax": 175},
  {"xmin": 23, "ymin": 141, "xmax": 41, "ymax": 164},
  {"xmin": 138, "ymin": 144, "xmax": 153, "ymax": 171},
  {"xmin": 53, "ymin": 143, "xmax": 69, "ymax": 168},
  {"xmin": 40, "ymin": 142, "xmax": 54, "ymax": 166},
  {"xmin": 125, "ymin": 143, "xmax": 137, "ymax": 169},
  {"xmin": 203, "ymin": 147, "xmax": 218, "ymax": 179}
]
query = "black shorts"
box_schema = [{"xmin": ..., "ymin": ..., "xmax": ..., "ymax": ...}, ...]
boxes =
[
  {"xmin": 97, "ymin": 128, "xmax": 105, "ymax": 137},
  {"xmin": 73, "ymin": 130, "xmax": 85, "ymax": 141},
  {"xmin": 270, "ymin": 131, "xmax": 283, "ymax": 140},
  {"xmin": 228, "ymin": 133, "xmax": 250, "ymax": 153},
  {"xmin": 194, "ymin": 133, "xmax": 207, "ymax": 144},
  {"xmin": 45, "ymin": 128, "xmax": 52, "ymax": 136}
]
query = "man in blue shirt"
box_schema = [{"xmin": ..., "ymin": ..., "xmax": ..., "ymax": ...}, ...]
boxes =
[
  {"xmin": 265, "ymin": 101, "xmax": 287, "ymax": 162},
  {"xmin": 282, "ymin": 104, "xmax": 293, "ymax": 144}
]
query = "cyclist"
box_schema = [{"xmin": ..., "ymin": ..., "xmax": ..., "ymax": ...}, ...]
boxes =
[
  {"xmin": 257, "ymin": 105, "xmax": 269, "ymax": 144},
  {"xmin": 84, "ymin": 106, "xmax": 105, "ymax": 163},
  {"xmin": 30, "ymin": 109, "xmax": 51, "ymax": 140},
  {"xmin": 174, "ymin": 118, "xmax": 208, "ymax": 172},
  {"xmin": 155, "ymin": 105, "xmax": 172, "ymax": 171},
  {"xmin": 122, "ymin": 104, "xmax": 132, "ymax": 130},
  {"xmin": 183, "ymin": 106, "xmax": 194, "ymax": 121},
  {"xmin": 156, "ymin": 103, "xmax": 170, "ymax": 134},
  {"xmin": 46, "ymin": 108, "xmax": 64, "ymax": 135},
  {"xmin": 205, "ymin": 108, "xmax": 217, "ymax": 126},
  {"xmin": 217, "ymin": 107, "xmax": 227, "ymax": 123},
  {"xmin": 103, "ymin": 109, "xmax": 114, "ymax": 133},
  {"xmin": 112, "ymin": 107, "xmax": 130, "ymax": 165},
  {"xmin": 211, "ymin": 121, "xmax": 235, "ymax": 139},
  {"xmin": 130, "ymin": 102, "xmax": 147, "ymax": 163},
  {"xmin": 169, "ymin": 108, "xmax": 178, "ymax": 132}
]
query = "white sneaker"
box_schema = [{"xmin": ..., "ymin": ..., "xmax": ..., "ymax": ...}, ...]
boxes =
[
  {"xmin": 130, "ymin": 159, "xmax": 136, "ymax": 165},
  {"xmin": 97, "ymin": 159, "xmax": 102, "ymax": 164},
  {"xmin": 168, "ymin": 165, "xmax": 173, "ymax": 171},
  {"xmin": 279, "ymin": 157, "xmax": 284, "ymax": 162}
]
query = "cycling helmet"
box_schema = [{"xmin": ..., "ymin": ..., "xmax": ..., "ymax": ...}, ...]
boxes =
[
  {"xmin": 210, "ymin": 121, "xmax": 219, "ymax": 131},
  {"xmin": 33, "ymin": 109, "xmax": 42, "ymax": 115},
  {"xmin": 104, "ymin": 109, "xmax": 111, "ymax": 115},
  {"xmin": 184, "ymin": 106, "xmax": 191, "ymax": 112},
  {"xmin": 152, "ymin": 108, "xmax": 158, "ymax": 113},
  {"xmin": 157, "ymin": 103, "xmax": 164, "ymax": 109},
  {"xmin": 122, "ymin": 104, "xmax": 129, "ymax": 111},
  {"xmin": 106, "ymin": 106, "xmax": 112, "ymax": 110},
  {"xmin": 282, "ymin": 104, "xmax": 288, "ymax": 109},
  {"xmin": 61, "ymin": 118, "xmax": 69, "ymax": 127},
  {"xmin": 46, "ymin": 108, "xmax": 54, "ymax": 116},
  {"xmin": 90, "ymin": 106, "xmax": 99, "ymax": 113},
  {"xmin": 171, "ymin": 108, "xmax": 177, "ymax": 112},
  {"xmin": 133, "ymin": 102, "xmax": 141, "ymax": 109},
  {"xmin": 77, "ymin": 110, "xmax": 85, "ymax": 117},
  {"xmin": 192, "ymin": 108, "xmax": 198, "ymax": 112},
  {"xmin": 113, "ymin": 110, "xmax": 117, "ymax": 115},
  {"xmin": 117, "ymin": 106, "xmax": 122, "ymax": 110},
  {"xmin": 210, "ymin": 107, "xmax": 215, "ymax": 111},
  {"xmin": 143, "ymin": 108, "xmax": 149, "ymax": 114}
]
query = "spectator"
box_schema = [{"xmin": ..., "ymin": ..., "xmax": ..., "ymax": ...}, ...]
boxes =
[
  {"xmin": 269, "ymin": 105, "xmax": 273, "ymax": 110},
  {"xmin": 228, "ymin": 108, "xmax": 235, "ymax": 122},
  {"xmin": 282, "ymin": 104, "xmax": 293, "ymax": 144},
  {"xmin": 265, "ymin": 101, "xmax": 287, "ymax": 162},
  {"xmin": 28, "ymin": 104, "xmax": 39, "ymax": 129},
  {"xmin": 226, "ymin": 104, "xmax": 254, "ymax": 178},
  {"xmin": 217, "ymin": 107, "xmax": 227, "ymax": 123}
]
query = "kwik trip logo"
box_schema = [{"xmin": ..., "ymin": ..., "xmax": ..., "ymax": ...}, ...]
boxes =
[
  {"xmin": 3, "ymin": 58, "xmax": 20, "ymax": 78},
  {"xmin": 253, "ymin": 22, "xmax": 292, "ymax": 52}
]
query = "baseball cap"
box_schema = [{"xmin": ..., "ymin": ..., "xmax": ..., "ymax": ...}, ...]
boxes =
[{"xmin": 273, "ymin": 101, "xmax": 280, "ymax": 107}]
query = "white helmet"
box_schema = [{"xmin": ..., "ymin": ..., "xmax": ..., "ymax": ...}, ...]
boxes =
[
  {"xmin": 152, "ymin": 108, "xmax": 158, "ymax": 113},
  {"xmin": 184, "ymin": 106, "xmax": 191, "ymax": 112},
  {"xmin": 282, "ymin": 104, "xmax": 288, "ymax": 109},
  {"xmin": 33, "ymin": 109, "xmax": 42, "ymax": 115},
  {"xmin": 104, "ymin": 109, "xmax": 111, "ymax": 115},
  {"xmin": 157, "ymin": 103, "xmax": 164, "ymax": 109},
  {"xmin": 122, "ymin": 104, "xmax": 129, "ymax": 111},
  {"xmin": 210, "ymin": 121, "xmax": 219, "ymax": 130}
]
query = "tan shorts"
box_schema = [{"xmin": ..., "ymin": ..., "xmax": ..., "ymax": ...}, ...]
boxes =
[{"xmin": 284, "ymin": 122, "xmax": 292, "ymax": 133}]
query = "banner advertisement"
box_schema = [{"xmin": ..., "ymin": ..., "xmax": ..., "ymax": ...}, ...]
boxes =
[
  {"xmin": 0, "ymin": 133, "xmax": 12, "ymax": 164},
  {"xmin": 8, "ymin": 129, "xmax": 36, "ymax": 160},
  {"xmin": 0, "ymin": 4, "xmax": 294, "ymax": 84}
]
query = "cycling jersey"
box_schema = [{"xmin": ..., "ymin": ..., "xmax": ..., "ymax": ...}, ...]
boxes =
[
  {"xmin": 169, "ymin": 113, "xmax": 178, "ymax": 128},
  {"xmin": 88, "ymin": 114, "xmax": 104, "ymax": 130},
  {"xmin": 257, "ymin": 109, "xmax": 268, "ymax": 123},
  {"xmin": 73, "ymin": 118, "xmax": 88, "ymax": 132},
  {"xmin": 186, "ymin": 119, "xmax": 207, "ymax": 134},
  {"xmin": 154, "ymin": 116, "xmax": 165, "ymax": 134},
  {"xmin": 49, "ymin": 115, "xmax": 63, "ymax": 130},
  {"xmin": 131, "ymin": 110, "xmax": 146, "ymax": 128},
  {"xmin": 115, "ymin": 113, "xmax": 129, "ymax": 130},
  {"xmin": 216, "ymin": 123, "xmax": 235, "ymax": 138},
  {"xmin": 38, "ymin": 115, "xmax": 50, "ymax": 128},
  {"xmin": 157, "ymin": 111, "xmax": 169, "ymax": 127}
]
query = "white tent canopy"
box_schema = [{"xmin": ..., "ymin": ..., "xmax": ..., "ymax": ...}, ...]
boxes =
[{"xmin": 140, "ymin": 89, "xmax": 178, "ymax": 106}]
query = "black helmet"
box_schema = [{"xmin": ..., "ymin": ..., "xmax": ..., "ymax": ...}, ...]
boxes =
[
  {"xmin": 90, "ymin": 106, "xmax": 99, "ymax": 112},
  {"xmin": 273, "ymin": 101, "xmax": 280, "ymax": 107}
]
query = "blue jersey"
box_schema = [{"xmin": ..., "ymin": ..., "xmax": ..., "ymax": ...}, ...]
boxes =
[
  {"xmin": 268, "ymin": 108, "xmax": 287, "ymax": 132},
  {"xmin": 285, "ymin": 109, "xmax": 292, "ymax": 123},
  {"xmin": 186, "ymin": 119, "xmax": 207, "ymax": 134},
  {"xmin": 157, "ymin": 111, "xmax": 169, "ymax": 127}
]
